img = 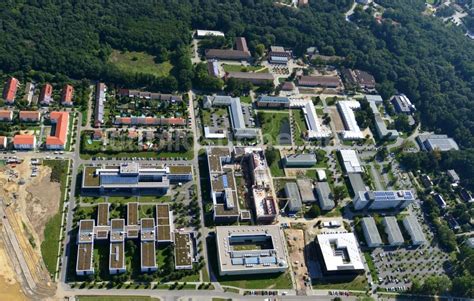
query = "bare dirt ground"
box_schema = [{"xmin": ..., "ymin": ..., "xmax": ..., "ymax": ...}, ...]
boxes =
[
  {"xmin": 0, "ymin": 159, "xmax": 59, "ymax": 298},
  {"xmin": 285, "ymin": 228, "xmax": 309, "ymax": 294},
  {"xmin": 0, "ymin": 241, "xmax": 28, "ymax": 301},
  {"xmin": 329, "ymin": 107, "xmax": 344, "ymax": 132}
]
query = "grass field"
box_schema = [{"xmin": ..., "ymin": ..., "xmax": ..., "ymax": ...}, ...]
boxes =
[
  {"xmin": 312, "ymin": 274, "xmax": 368, "ymax": 291},
  {"xmin": 292, "ymin": 109, "xmax": 307, "ymax": 146},
  {"xmin": 109, "ymin": 49, "xmax": 172, "ymax": 78},
  {"xmin": 259, "ymin": 111, "xmax": 291, "ymax": 145},
  {"xmin": 77, "ymin": 296, "xmax": 160, "ymax": 301},
  {"xmin": 268, "ymin": 150, "xmax": 285, "ymax": 177},
  {"xmin": 41, "ymin": 160, "xmax": 70, "ymax": 276},
  {"xmin": 222, "ymin": 64, "xmax": 268, "ymax": 73}
]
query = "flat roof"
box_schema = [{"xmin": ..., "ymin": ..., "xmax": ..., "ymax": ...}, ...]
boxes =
[
  {"xmin": 361, "ymin": 217, "xmax": 383, "ymax": 246},
  {"xmin": 285, "ymin": 182, "xmax": 302, "ymax": 210},
  {"xmin": 317, "ymin": 232, "xmax": 365, "ymax": 272},
  {"xmin": 156, "ymin": 204, "xmax": 172, "ymax": 241},
  {"xmin": 109, "ymin": 242, "xmax": 125, "ymax": 270},
  {"xmin": 127, "ymin": 202, "xmax": 138, "ymax": 225},
  {"xmin": 97, "ymin": 203, "xmax": 110, "ymax": 226},
  {"xmin": 340, "ymin": 150, "xmax": 363, "ymax": 173},
  {"xmin": 141, "ymin": 241, "xmax": 157, "ymax": 268},
  {"xmin": 403, "ymin": 215, "xmax": 427, "ymax": 244},
  {"xmin": 110, "ymin": 219, "xmax": 125, "ymax": 242},
  {"xmin": 337, "ymin": 101, "xmax": 363, "ymax": 140},
  {"xmin": 76, "ymin": 243, "xmax": 93, "ymax": 272},
  {"xmin": 175, "ymin": 232, "xmax": 193, "ymax": 268},
  {"xmin": 316, "ymin": 182, "xmax": 335, "ymax": 209},
  {"xmin": 215, "ymin": 225, "xmax": 288, "ymax": 273},
  {"xmin": 78, "ymin": 220, "xmax": 95, "ymax": 243},
  {"xmin": 296, "ymin": 179, "xmax": 316, "ymax": 202},
  {"xmin": 382, "ymin": 216, "xmax": 404, "ymax": 245},
  {"xmin": 348, "ymin": 173, "xmax": 367, "ymax": 194}
]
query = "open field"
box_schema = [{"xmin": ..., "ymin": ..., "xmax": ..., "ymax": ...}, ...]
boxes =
[
  {"xmin": 292, "ymin": 109, "xmax": 307, "ymax": 146},
  {"xmin": 313, "ymin": 274, "xmax": 368, "ymax": 291},
  {"xmin": 109, "ymin": 49, "xmax": 172, "ymax": 78},
  {"xmin": 222, "ymin": 64, "xmax": 268, "ymax": 73},
  {"xmin": 77, "ymin": 296, "xmax": 160, "ymax": 301},
  {"xmin": 259, "ymin": 111, "xmax": 291, "ymax": 145}
]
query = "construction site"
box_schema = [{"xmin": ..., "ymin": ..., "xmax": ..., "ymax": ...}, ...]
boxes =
[{"xmin": 0, "ymin": 157, "xmax": 60, "ymax": 300}]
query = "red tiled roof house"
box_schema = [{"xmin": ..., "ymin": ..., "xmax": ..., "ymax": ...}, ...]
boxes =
[
  {"xmin": 61, "ymin": 84, "xmax": 74, "ymax": 106},
  {"xmin": 46, "ymin": 112, "xmax": 69, "ymax": 150},
  {"xmin": 2, "ymin": 77, "xmax": 19, "ymax": 104},
  {"xmin": 0, "ymin": 110, "xmax": 13, "ymax": 122},
  {"xmin": 19, "ymin": 111, "xmax": 41, "ymax": 123},
  {"xmin": 0, "ymin": 136, "xmax": 7, "ymax": 149},
  {"xmin": 39, "ymin": 83, "xmax": 53, "ymax": 105},
  {"xmin": 13, "ymin": 134, "xmax": 36, "ymax": 150}
]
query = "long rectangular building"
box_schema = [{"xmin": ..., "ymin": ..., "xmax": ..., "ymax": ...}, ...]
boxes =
[
  {"xmin": 156, "ymin": 204, "xmax": 173, "ymax": 243},
  {"xmin": 76, "ymin": 220, "xmax": 95, "ymax": 276},
  {"xmin": 109, "ymin": 219, "xmax": 126, "ymax": 274},
  {"xmin": 337, "ymin": 101, "xmax": 364, "ymax": 140},
  {"xmin": 361, "ymin": 217, "xmax": 383, "ymax": 247},
  {"xmin": 382, "ymin": 216, "xmax": 404, "ymax": 246},
  {"xmin": 354, "ymin": 190, "xmax": 415, "ymax": 211},
  {"xmin": 94, "ymin": 83, "xmax": 106, "ymax": 127},
  {"xmin": 215, "ymin": 225, "xmax": 288, "ymax": 276},
  {"xmin": 207, "ymin": 147, "xmax": 240, "ymax": 223},
  {"xmin": 225, "ymin": 72, "xmax": 274, "ymax": 86},
  {"xmin": 402, "ymin": 215, "xmax": 427, "ymax": 246},
  {"xmin": 174, "ymin": 232, "xmax": 194, "ymax": 270},
  {"xmin": 339, "ymin": 150, "xmax": 363, "ymax": 173},
  {"xmin": 82, "ymin": 163, "xmax": 192, "ymax": 195}
]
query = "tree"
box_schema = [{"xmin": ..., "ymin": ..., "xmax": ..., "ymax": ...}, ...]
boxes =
[
  {"xmin": 394, "ymin": 114, "xmax": 411, "ymax": 132},
  {"xmin": 333, "ymin": 185, "xmax": 347, "ymax": 201},
  {"xmin": 255, "ymin": 43, "xmax": 266, "ymax": 57},
  {"xmin": 307, "ymin": 204, "xmax": 321, "ymax": 218}
]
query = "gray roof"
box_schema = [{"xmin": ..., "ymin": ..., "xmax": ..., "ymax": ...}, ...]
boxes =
[
  {"xmin": 315, "ymin": 182, "xmax": 335, "ymax": 210},
  {"xmin": 361, "ymin": 217, "xmax": 383, "ymax": 246},
  {"xmin": 403, "ymin": 215, "xmax": 427, "ymax": 244},
  {"xmin": 365, "ymin": 94, "xmax": 383, "ymax": 103},
  {"xmin": 382, "ymin": 216, "xmax": 404, "ymax": 246},
  {"xmin": 284, "ymin": 182, "xmax": 302, "ymax": 211},
  {"xmin": 257, "ymin": 96, "xmax": 289, "ymax": 104},
  {"xmin": 348, "ymin": 173, "xmax": 367, "ymax": 194},
  {"xmin": 296, "ymin": 179, "xmax": 316, "ymax": 203},
  {"xmin": 229, "ymin": 97, "xmax": 245, "ymax": 130}
]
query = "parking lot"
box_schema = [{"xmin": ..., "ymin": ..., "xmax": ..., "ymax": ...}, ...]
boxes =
[{"xmin": 371, "ymin": 244, "xmax": 451, "ymax": 293}]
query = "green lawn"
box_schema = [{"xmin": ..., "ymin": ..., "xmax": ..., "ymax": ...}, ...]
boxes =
[
  {"xmin": 313, "ymin": 274, "xmax": 368, "ymax": 291},
  {"xmin": 268, "ymin": 151, "xmax": 285, "ymax": 177},
  {"xmin": 240, "ymin": 95, "xmax": 252, "ymax": 104},
  {"xmin": 41, "ymin": 213, "xmax": 62, "ymax": 275},
  {"xmin": 80, "ymin": 150, "xmax": 193, "ymax": 160},
  {"xmin": 109, "ymin": 49, "xmax": 172, "ymax": 78},
  {"xmin": 77, "ymin": 296, "xmax": 160, "ymax": 301},
  {"xmin": 41, "ymin": 160, "xmax": 70, "ymax": 276},
  {"xmin": 258, "ymin": 111, "xmax": 291, "ymax": 145},
  {"xmin": 222, "ymin": 64, "xmax": 268, "ymax": 73},
  {"xmin": 292, "ymin": 109, "xmax": 307, "ymax": 146},
  {"xmin": 364, "ymin": 252, "xmax": 378, "ymax": 283}
]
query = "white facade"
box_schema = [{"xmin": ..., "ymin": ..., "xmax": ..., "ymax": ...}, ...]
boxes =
[
  {"xmin": 361, "ymin": 217, "xmax": 383, "ymax": 247},
  {"xmin": 339, "ymin": 149, "xmax": 363, "ymax": 173},
  {"xmin": 316, "ymin": 233, "xmax": 365, "ymax": 273},
  {"xmin": 337, "ymin": 101, "xmax": 364, "ymax": 140},
  {"xmin": 354, "ymin": 190, "xmax": 415, "ymax": 211},
  {"xmin": 403, "ymin": 215, "xmax": 427, "ymax": 246}
]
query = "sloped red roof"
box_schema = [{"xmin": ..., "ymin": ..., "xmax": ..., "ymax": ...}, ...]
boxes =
[
  {"xmin": 19, "ymin": 111, "xmax": 40, "ymax": 120},
  {"xmin": 13, "ymin": 134, "xmax": 35, "ymax": 145},
  {"xmin": 61, "ymin": 84, "xmax": 74, "ymax": 104},
  {"xmin": 3, "ymin": 77, "xmax": 19, "ymax": 102},
  {"xmin": 46, "ymin": 111, "xmax": 69, "ymax": 147},
  {"xmin": 0, "ymin": 110, "xmax": 13, "ymax": 120},
  {"xmin": 40, "ymin": 83, "xmax": 53, "ymax": 102}
]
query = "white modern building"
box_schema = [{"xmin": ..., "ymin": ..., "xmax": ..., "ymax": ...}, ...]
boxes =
[
  {"xmin": 339, "ymin": 149, "xmax": 363, "ymax": 173},
  {"xmin": 315, "ymin": 233, "xmax": 365, "ymax": 274},
  {"xmin": 195, "ymin": 29, "xmax": 225, "ymax": 38},
  {"xmin": 354, "ymin": 190, "xmax": 415, "ymax": 211},
  {"xmin": 361, "ymin": 217, "xmax": 383, "ymax": 247},
  {"xmin": 382, "ymin": 216, "xmax": 404, "ymax": 246},
  {"xmin": 403, "ymin": 215, "xmax": 427, "ymax": 246},
  {"xmin": 337, "ymin": 101, "xmax": 364, "ymax": 140},
  {"xmin": 215, "ymin": 225, "xmax": 288, "ymax": 276},
  {"xmin": 289, "ymin": 99, "xmax": 331, "ymax": 140}
]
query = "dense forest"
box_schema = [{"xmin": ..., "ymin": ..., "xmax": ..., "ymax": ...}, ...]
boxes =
[{"xmin": 0, "ymin": 0, "xmax": 472, "ymax": 148}]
